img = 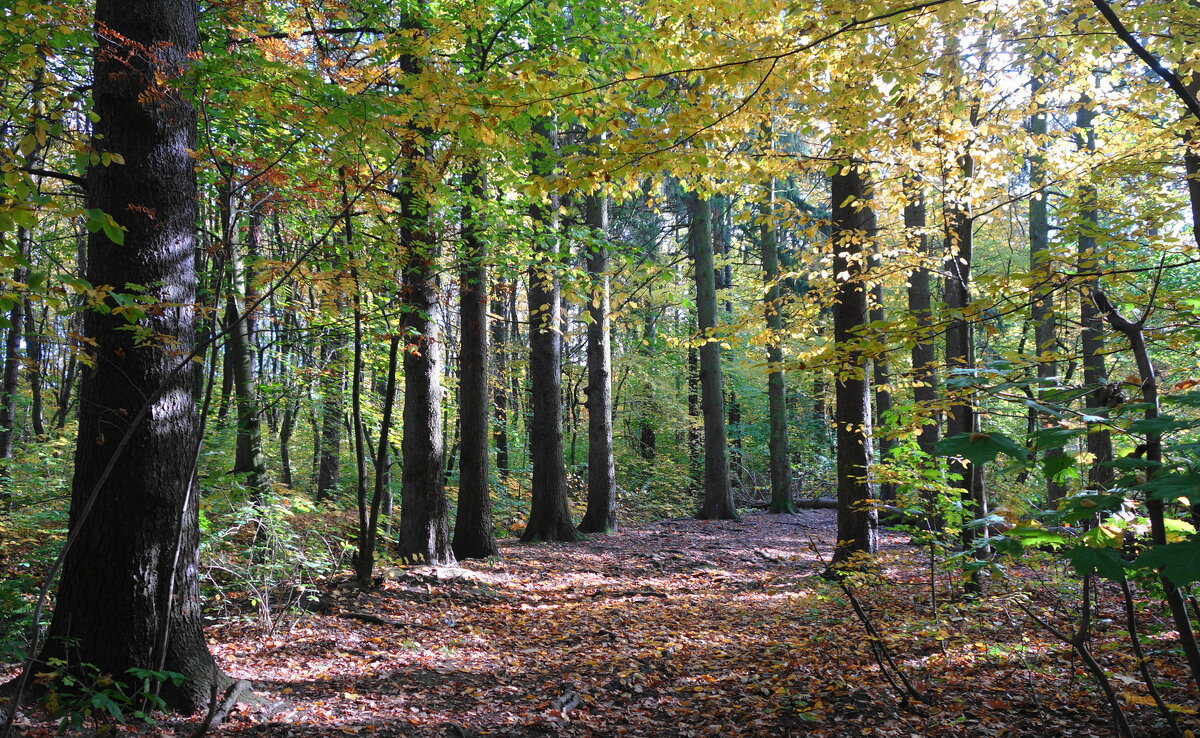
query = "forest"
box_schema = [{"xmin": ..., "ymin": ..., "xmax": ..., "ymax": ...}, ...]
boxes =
[{"xmin": 1, "ymin": 0, "xmax": 1200, "ymax": 734}]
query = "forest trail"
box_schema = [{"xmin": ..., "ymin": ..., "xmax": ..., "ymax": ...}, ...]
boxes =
[{"xmin": 186, "ymin": 510, "xmax": 1145, "ymax": 738}]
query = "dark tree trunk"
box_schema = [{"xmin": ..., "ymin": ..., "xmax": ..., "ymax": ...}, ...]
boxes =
[
  {"xmin": 454, "ymin": 164, "xmax": 498, "ymax": 559},
  {"xmin": 945, "ymin": 154, "xmax": 987, "ymax": 571},
  {"xmin": 39, "ymin": 0, "xmax": 222, "ymax": 710},
  {"xmin": 579, "ymin": 190, "xmax": 617, "ymax": 534},
  {"xmin": 691, "ymin": 193, "xmax": 738, "ymax": 521},
  {"xmin": 491, "ymin": 283, "xmax": 511, "ymax": 482},
  {"xmin": 357, "ymin": 336, "xmax": 399, "ymax": 583},
  {"xmin": 829, "ymin": 165, "xmax": 879, "ymax": 565},
  {"xmin": 0, "ymin": 258, "xmax": 26, "ymax": 462},
  {"xmin": 760, "ymin": 179, "xmax": 796, "ymax": 514},
  {"xmin": 397, "ymin": 147, "xmax": 454, "ymax": 565},
  {"xmin": 1029, "ymin": 74, "xmax": 1065, "ymax": 503},
  {"xmin": 687, "ymin": 341, "xmax": 701, "ymax": 482},
  {"xmin": 521, "ymin": 121, "xmax": 580, "ymax": 543},
  {"xmin": 904, "ymin": 177, "xmax": 940, "ymax": 457},
  {"xmin": 279, "ymin": 400, "xmax": 297, "ymax": 488},
  {"xmin": 870, "ymin": 279, "xmax": 895, "ymax": 503}
]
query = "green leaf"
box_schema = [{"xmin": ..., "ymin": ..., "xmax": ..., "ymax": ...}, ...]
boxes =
[
  {"xmin": 1006, "ymin": 526, "xmax": 1069, "ymax": 550},
  {"xmin": 1128, "ymin": 415, "xmax": 1198, "ymax": 435},
  {"xmin": 935, "ymin": 432, "xmax": 1029, "ymax": 466},
  {"xmin": 1136, "ymin": 471, "xmax": 1200, "ymax": 505},
  {"xmin": 1063, "ymin": 547, "xmax": 1127, "ymax": 581},
  {"xmin": 1030, "ymin": 427, "xmax": 1085, "ymax": 450},
  {"xmin": 1134, "ymin": 540, "xmax": 1200, "ymax": 586},
  {"xmin": 1042, "ymin": 453, "xmax": 1077, "ymax": 483}
]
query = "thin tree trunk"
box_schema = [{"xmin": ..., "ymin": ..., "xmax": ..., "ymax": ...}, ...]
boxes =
[
  {"xmin": 905, "ymin": 177, "xmax": 940, "ymax": 457},
  {"xmin": 491, "ymin": 283, "xmax": 511, "ymax": 483},
  {"xmin": 760, "ymin": 177, "xmax": 796, "ymax": 514}
]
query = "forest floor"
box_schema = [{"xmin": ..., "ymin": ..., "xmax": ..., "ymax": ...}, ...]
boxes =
[{"xmin": 7, "ymin": 509, "xmax": 1200, "ymax": 736}]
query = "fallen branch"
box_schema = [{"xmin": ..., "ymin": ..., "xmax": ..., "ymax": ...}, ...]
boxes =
[{"xmin": 340, "ymin": 611, "xmax": 438, "ymax": 629}]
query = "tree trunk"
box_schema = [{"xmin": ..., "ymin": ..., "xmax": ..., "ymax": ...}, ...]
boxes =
[
  {"xmin": 579, "ymin": 190, "xmax": 617, "ymax": 534},
  {"xmin": 1029, "ymin": 74, "xmax": 1065, "ymax": 503},
  {"xmin": 521, "ymin": 121, "xmax": 580, "ymax": 543},
  {"xmin": 357, "ymin": 336, "xmax": 399, "ymax": 583},
  {"xmin": 396, "ymin": 120, "xmax": 454, "ymax": 565},
  {"xmin": 217, "ymin": 177, "xmax": 267, "ymax": 500},
  {"xmin": 39, "ymin": 0, "xmax": 222, "ymax": 710},
  {"xmin": 870, "ymin": 278, "xmax": 895, "ymax": 503},
  {"xmin": 829, "ymin": 165, "xmax": 879, "ymax": 565},
  {"xmin": 24, "ymin": 301, "xmax": 45, "ymax": 439},
  {"xmin": 760, "ymin": 178, "xmax": 795, "ymax": 514},
  {"xmin": 691, "ymin": 193, "xmax": 738, "ymax": 521},
  {"xmin": 316, "ymin": 328, "xmax": 344, "ymax": 503},
  {"xmin": 904, "ymin": 177, "xmax": 940, "ymax": 457},
  {"xmin": 453, "ymin": 163, "xmax": 499, "ymax": 559},
  {"xmin": 491, "ymin": 283, "xmax": 511, "ymax": 483}
]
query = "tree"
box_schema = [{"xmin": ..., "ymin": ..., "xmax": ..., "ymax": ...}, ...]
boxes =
[
  {"xmin": 35, "ymin": 0, "xmax": 222, "ymax": 710},
  {"xmin": 453, "ymin": 163, "xmax": 499, "ymax": 559},
  {"xmin": 829, "ymin": 164, "xmax": 879, "ymax": 565},
  {"xmin": 579, "ymin": 188, "xmax": 618, "ymax": 534},
  {"xmin": 521, "ymin": 120, "xmax": 580, "ymax": 543},
  {"xmin": 691, "ymin": 192, "xmax": 738, "ymax": 521},
  {"xmin": 759, "ymin": 176, "xmax": 796, "ymax": 514}
]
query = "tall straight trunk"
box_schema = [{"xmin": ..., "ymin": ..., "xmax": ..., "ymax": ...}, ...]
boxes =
[
  {"xmin": 357, "ymin": 335, "xmax": 400, "ymax": 583},
  {"xmin": 491, "ymin": 283, "xmax": 511, "ymax": 482},
  {"xmin": 905, "ymin": 177, "xmax": 940, "ymax": 456},
  {"xmin": 829, "ymin": 165, "xmax": 878, "ymax": 565},
  {"xmin": 870, "ymin": 278, "xmax": 895, "ymax": 503},
  {"xmin": 396, "ymin": 86, "xmax": 454, "ymax": 565},
  {"xmin": 521, "ymin": 121, "xmax": 580, "ymax": 542},
  {"xmin": 1029, "ymin": 74, "xmax": 1065, "ymax": 503},
  {"xmin": 218, "ymin": 178, "xmax": 267, "ymax": 500},
  {"xmin": 691, "ymin": 192, "xmax": 737, "ymax": 521},
  {"xmin": 1076, "ymin": 99, "xmax": 1114, "ymax": 488},
  {"xmin": 760, "ymin": 179, "xmax": 795, "ymax": 514},
  {"xmin": 279, "ymin": 400, "xmax": 297, "ymax": 488},
  {"xmin": 350, "ymin": 265, "xmax": 370, "ymax": 559},
  {"xmin": 579, "ymin": 190, "xmax": 617, "ymax": 533},
  {"xmin": 0, "ymin": 258, "xmax": 25, "ymax": 462},
  {"xmin": 945, "ymin": 153, "xmax": 987, "ymax": 567},
  {"xmin": 454, "ymin": 164, "xmax": 498, "ymax": 559},
  {"xmin": 24, "ymin": 301, "xmax": 45, "ymax": 439},
  {"xmin": 315, "ymin": 327, "xmax": 344, "ymax": 502},
  {"xmin": 687, "ymin": 340, "xmax": 701, "ymax": 482},
  {"xmin": 38, "ymin": 0, "xmax": 222, "ymax": 710}
]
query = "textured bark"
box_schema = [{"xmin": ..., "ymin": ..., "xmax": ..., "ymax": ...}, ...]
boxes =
[
  {"xmin": 870, "ymin": 278, "xmax": 895, "ymax": 503},
  {"xmin": 521, "ymin": 121, "xmax": 580, "ymax": 543},
  {"xmin": 0, "ymin": 257, "xmax": 25, "ymax": 462},
  {"xmin": 829, "ymin": 166, "xmax": 879, "ymax": 565},
  {"xmin": 579, "ymin": 191, "xmax": 617, "ymax": 534},
  {"xmin": 24, "ymin": 301, "xmax": 45, "ymax": 439},
  {"xmin": 904, "ymin": 178, "xmax": 940, "ymax": 456},
  {"xmin": 453, "ymin": 164, "xmax": 498, "ymax": 559},
  {"xmin": 397, "ymin": 124, "xmax": 454, "ymax": 564},
  {"xmin": 691, "ymin": 193, "xmax": 738, "ymax": 521},
  {"xmin": 39, "ymin": 0, "xmax": 221, "ymax": 711},
  {"xmin": 315, "ymin": 328, "xmax": 344, "ymax": 502},
  {"xmin": 760, "ymin": 181, "xmax": 795, "ymax": 514},
  {"xmin": 491, "ymin": 284, "xmax": 511, "ymax": 482},
  {"xmin": 218, "ymin": 179, "xmax": 267, "ymax": 500},
  {"xmin": 1028, "ymin": 74, "xmax": 1065, "ymax": 503}
]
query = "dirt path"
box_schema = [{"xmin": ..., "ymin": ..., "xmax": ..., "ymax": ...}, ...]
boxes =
[{"xmin": 11, "ymin": 509, "xmax": 1179, "ymax": 736}]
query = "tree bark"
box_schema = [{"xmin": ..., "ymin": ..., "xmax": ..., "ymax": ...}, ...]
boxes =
[
  {"xmin": 38, "ymin": 0, "xmax": 222, "ymax": 710},
  {"xmin": 1029, "ymin": 73, "xmax": 1065, "ymax": 503},
  {"xmin": 453, "ymin": 163, "xmax": 499, "ymax": 559},
  {"xmin": 579, "ymin": 189, "xmax": 617, "ymax": 534},
  {"xmin": 315, "ymin": 327, "xmax": 344, "ymax": 502},
  {"xmin": 760, "ymin": 179, "xmax": 796, "ymax": 514},
  {"xmin": 829, "ymin": 165, "xmax": 879, "ymax": 565},
  {"xmin": 521, "ymin": 121, "xmax": 580, "ymax": 543},
  {"xmin": 691, "ymin": 192, "xmax": 738, "ymax": 521}
]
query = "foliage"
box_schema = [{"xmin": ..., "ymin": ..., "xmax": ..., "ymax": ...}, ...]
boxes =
[{"xmin": 33, "ymin": 657, "xmax": 185, "ymax": 733}]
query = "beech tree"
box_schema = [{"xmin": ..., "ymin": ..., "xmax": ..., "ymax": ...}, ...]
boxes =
[{"xmin": 34, "ymin": 0, "xmax": 223, "ymax": 710}]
